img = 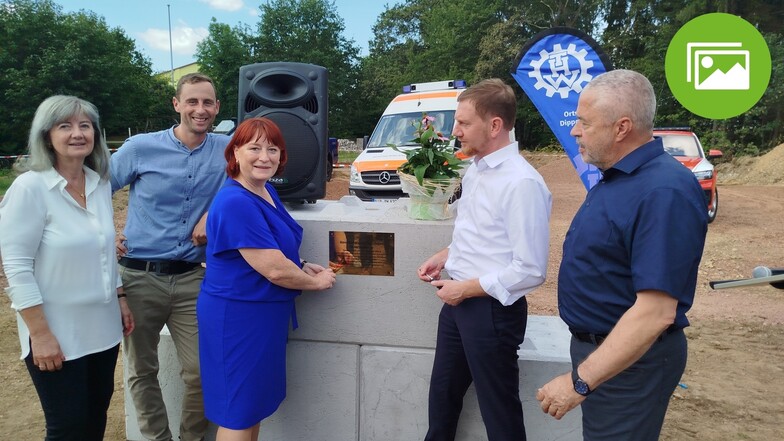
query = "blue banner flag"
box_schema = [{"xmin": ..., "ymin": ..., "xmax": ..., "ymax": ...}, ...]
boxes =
[{"xmin": 511, "ymin": 27, "xmax": 613, "ymax": 190}]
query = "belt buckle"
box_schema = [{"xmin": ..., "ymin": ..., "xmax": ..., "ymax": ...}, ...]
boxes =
[
  {"xmin": 158, "ymin": 261, "xmax": 175, "ymax": 275},
  {"xmin": 147, "ymin": 261, "xmax": 168, "ymax": 275}
]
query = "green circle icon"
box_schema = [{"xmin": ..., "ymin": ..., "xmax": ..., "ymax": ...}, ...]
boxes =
[{"xmin": 665, "ymin": 13, "xmax": 771, "ymax": 120}]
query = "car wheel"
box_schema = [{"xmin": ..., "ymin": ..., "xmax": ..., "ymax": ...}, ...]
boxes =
[{"xmin": 707, "ymin": 187, "xmax": 718, "ymax": 223}]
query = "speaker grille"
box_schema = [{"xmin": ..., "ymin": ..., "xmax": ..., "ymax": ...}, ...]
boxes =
[
  {"xmin": 244, "ymin": 94, "xmax": 263, "ymax": 115},
  {"xmin": 264, "ymin": 112, "xmax": 319, "ymax": 192},
  {"xmin": 302, "ymin": 96, "xmax": 319, "ymax": 114},
  {"xmin": 243, "ymin": 94, "xmax": 318, "ymax": 115},
  {"xmin": 237, "ymin": 62, "xmax": 328, "ymax": 201}
]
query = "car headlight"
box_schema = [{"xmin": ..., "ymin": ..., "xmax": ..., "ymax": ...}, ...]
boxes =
[
  {"xmin": 350, "ymin": 165, "xmax": 361, "ymax": 184},
  {"xmin": 693, "ymin": 170, "xmax": 713, "ymax": 180}
]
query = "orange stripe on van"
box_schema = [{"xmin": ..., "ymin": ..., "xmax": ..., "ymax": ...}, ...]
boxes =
[
  {"xmin": 353, "ymin": 159, "xmax": 406, "ymax": 172},
  {"xmin": 392, "ymin": 90, "xmax": 461, "ymax": 102}
]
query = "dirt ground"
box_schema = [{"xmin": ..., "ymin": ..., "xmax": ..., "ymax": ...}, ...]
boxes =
[{"xmin": 1, "ymin": 149, "xmax": 783, "ymax": 440}]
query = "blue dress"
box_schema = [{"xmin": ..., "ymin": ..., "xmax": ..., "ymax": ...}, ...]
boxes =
[{"xmin": 198, "ymin": 178, "xmax": 303, "ymax": 429}]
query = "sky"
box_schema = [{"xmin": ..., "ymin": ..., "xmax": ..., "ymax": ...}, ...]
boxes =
[{"xmin": 56, "ymin": 0, "xmax": 392, "ymax": 73}]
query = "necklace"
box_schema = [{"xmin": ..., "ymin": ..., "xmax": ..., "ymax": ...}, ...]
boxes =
[
  {"xmin": 55, "ymin": 165, "xmax": 86, "ymax": 203},
  {"xmin": 65, "ymin": 174, "xmax": 86, "ymax": 201},
  {"xmin": 66, "ymin": 182, "xmax": 85, "ymax": 199}
]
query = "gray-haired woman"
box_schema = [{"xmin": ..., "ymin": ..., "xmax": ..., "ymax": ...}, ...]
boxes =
[{"xmin": 0, "ymin": 95, "xmax": 134, "ymax": 440}]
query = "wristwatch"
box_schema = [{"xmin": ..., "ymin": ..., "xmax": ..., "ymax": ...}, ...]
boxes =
[{"xmin": 572, "ymin": 368, "xmax": 592, "ymax": 396}]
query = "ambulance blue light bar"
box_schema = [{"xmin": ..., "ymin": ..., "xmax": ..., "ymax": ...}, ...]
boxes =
[{"xmin": 402, "ymin": 80, "xmax": 467, "ymax": 93}]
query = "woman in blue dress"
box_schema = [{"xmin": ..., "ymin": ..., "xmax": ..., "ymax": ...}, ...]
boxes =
[{"xmin": 198, "ymin": 117, "xmax": 336, "ymax": 441}]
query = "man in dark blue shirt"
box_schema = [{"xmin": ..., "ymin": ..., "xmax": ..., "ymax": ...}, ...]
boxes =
[{"xmin": 536, "ymin": 69, "xmax": 707, "ymax": 440}]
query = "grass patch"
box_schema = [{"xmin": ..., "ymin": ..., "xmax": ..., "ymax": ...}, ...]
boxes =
[
  {"xmin": 338, "ymin": 150, "xmax": 360, "ymax": 163},
  {"xmin": 0, "ymin": 168, "xmax": 15, "ymax": 197}
]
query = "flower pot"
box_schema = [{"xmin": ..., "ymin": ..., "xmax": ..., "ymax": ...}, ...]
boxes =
[{"xmin": 398, "ymin": 170, "xmax": 461, "ymax": 220}]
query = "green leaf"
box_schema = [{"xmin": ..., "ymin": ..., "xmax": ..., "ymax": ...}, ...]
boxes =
[{"xmin": 413, "ymin": 163, "xmax": 429, "ymax": 186}]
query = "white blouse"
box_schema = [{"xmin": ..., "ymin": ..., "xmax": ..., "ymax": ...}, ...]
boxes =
[{"xmin": 0, "ymin": 167, "xmax": 123, "ymax": 360}]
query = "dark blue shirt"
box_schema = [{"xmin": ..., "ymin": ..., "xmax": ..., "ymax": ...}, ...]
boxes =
[
  {"xmin": 201, "ymin": 179, "xmax": 304, "ymax": 302},
  {"xmin": 558, "ymin": 138, "xmax": 708, "ymax": 334}
]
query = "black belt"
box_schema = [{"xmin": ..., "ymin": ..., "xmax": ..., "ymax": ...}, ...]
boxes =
[
  {"xmin": 570, "ymin": 325, "xmax": 680, "ymax": 346},
  {"xmin": 119, "ymin": 257, "xmax": 201, "ymax": 275}
]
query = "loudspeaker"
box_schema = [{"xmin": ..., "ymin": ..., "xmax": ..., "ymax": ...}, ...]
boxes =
[{"xmin": 238, "ymin": 62, "xmax": 328, "ymax": 202}]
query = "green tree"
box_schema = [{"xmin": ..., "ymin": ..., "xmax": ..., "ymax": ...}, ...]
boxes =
[
  {"xmin": 255, "ymin": 0, "xmax": 361, "ymax": 137},
  {"xmin": 599, "ymin": 0, "xmax": 784, "ymax": 154},
  {"xmin": 355, "ymin": 3, "xmax": 428, "ymax": 134},
  {"xmin": 0, "ymin": 0, "xmax": 171, "ymax": 154},
  {"xmin": 476, "ymin": 0, "xmax": 603, "ymax": 148},
  {"xmin": 195, "ymin": 19, "xmax": 256, "ymax": 120},
  {"xmin": 360, "ymin": 0, "xmax": 605, "ymax": 149}
]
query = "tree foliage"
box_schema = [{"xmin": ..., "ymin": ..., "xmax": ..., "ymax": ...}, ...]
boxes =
[
  {"xmin": 356, "ymin": 0, "xmax": 782, "ymax": 154},
  {"xmin": 2, "ymin": 0, "xmax": 780, "ymax": 156},
  {"xmin": 0, "ymin": 0, "xmax": 173, "ymax": 155},
  {"xmin": 598, "ymin": 0, "xmax": 784, "ymax": 156},
  {"xmin": 196, "ymin": 0, "xmax": 362, "ymax": 137},
  {"xmin": 357, "ymin": 0, "xmax": 606, "ymax": 147},
  {"xmin": 195, "ymin": 19, "xmax": 255, "ymax": 121},
  {"xmin": 256, "ymin": 0, "xmax": 361, "ymax": 137}
]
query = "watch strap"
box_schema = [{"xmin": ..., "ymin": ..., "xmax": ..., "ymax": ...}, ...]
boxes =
[{"xmin": 572, "ymin": 368, "xmax": 592, "ymax": 396}]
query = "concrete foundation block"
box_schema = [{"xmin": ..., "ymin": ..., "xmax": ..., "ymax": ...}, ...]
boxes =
[
  {"xmin": 123, "ymin": 325, "xmax": 186, "ymax": 441},
  {"xmin": 290, "ymin": 199, "xmax": 453, "ymax": 349},
  {"xmin": 124, "ymin": 200, "xmax": 582, "ymax": 440},
  {"xmin": 358, "ymin": 317, "xmax": 582, "ymax": 441},
  {"xmin": 124, "ymin": 337, "xmax": 359, "ymax": 441},
  {"xmin": 259, "ymin": 341, "xmax": 359, "ymax": 441}
]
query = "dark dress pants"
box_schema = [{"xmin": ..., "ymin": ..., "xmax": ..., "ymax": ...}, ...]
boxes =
[
  {"xmin": 572, "ymin": 329, "xmax": 687, "ymax": 441},
  {"xmin": 425, "ymin": 296, "xmax": 528, "ymax": 441},
  {"xmin": 25, "ymin": 344, "xmax": 120, "ymax": 441}
]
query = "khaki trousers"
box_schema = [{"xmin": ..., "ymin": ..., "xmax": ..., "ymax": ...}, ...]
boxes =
[{"xmin": 120, "ymin": 265, "xmax": 207, "ymax": 441}]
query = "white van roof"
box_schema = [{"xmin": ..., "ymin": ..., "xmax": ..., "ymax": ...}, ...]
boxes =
[
  {"xmin": 403, "ymin": 79, "xmax": 467, "ymax": 93},
  {"xmin": 383, "ymin": 80, "xmax": 467, "ymax": 115}
]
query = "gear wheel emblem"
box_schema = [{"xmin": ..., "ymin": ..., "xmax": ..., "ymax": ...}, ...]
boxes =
[{"xmin": 528, "ymin": 43, "xmax": 594, "ymax": 99}]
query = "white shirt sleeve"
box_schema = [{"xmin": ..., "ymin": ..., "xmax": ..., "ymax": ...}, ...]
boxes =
[
  {"xmin": 0, "ymin": 175, "xmax": 47, "ymax": 310},
  {"xmin": 478, "ymin": 177, "xmax": 551, "ymax": 305}
]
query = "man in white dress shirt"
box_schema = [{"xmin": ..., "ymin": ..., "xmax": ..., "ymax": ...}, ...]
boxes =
[{"xmin": 417, "ymin": 78, "xmax": 552, "ymax": 441}]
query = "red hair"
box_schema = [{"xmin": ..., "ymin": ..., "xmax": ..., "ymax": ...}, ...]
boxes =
[{"xmin": 224, "ymin": 117, "xmax": 288, "ymax": 178}]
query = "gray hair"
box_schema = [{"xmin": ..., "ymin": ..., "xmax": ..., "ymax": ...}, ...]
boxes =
[
  {"xmin": 583, "ymin": 69, "xmax": 657, "ymax": 132},
  {"xmin": 24, "ymin": 95, "xmax": 111, "ymax": 179}
]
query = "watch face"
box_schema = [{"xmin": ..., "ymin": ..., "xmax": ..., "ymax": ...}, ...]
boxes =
[{"xmin": 574, "ymin": 378, "xmax": 591, "ymax": 396}]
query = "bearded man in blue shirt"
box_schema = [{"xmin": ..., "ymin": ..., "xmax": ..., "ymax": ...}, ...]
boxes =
[
  {"xmin": 417, "ymin": 78, "xmax": 552, "ymax": 441},
  {"xmin": 111, "ymin": 73, "xmax": 229, "ymax": 441},
  {"xmin": 536, "ymin": 69, "xmax": 708, "ymax": 440}
]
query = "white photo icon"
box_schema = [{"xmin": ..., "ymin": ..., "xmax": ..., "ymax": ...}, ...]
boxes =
[{"xmin": 686, "ymin": 42, "xmax": 750, "ymax": 90}]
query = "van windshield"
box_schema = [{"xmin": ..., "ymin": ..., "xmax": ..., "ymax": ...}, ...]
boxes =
[{"xmin": 367, "ymin": 111, "xmax": 456, "ymax": 148}]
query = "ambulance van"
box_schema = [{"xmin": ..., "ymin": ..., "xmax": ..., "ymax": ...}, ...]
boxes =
[{"xmin": 348, "ymin": 80, "xmax": 468, "ymax": 202}]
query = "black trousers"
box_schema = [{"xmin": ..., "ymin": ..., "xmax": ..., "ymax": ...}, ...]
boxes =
[
  {"xmin": 25, "ymin": 344, "xmax": 120, "ymax": 441},
  {"xmin": 425, "ymin": 296, "xmax": 528, "ymax": 441},
  {"xmin": 572, "ymin": 329, "xmax": 687, "ymax": 441}
]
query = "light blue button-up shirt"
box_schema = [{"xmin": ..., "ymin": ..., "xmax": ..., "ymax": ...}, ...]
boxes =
[{"xmin": 110, "ymin": 126, "xmax": 229, "ymax": 262}]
